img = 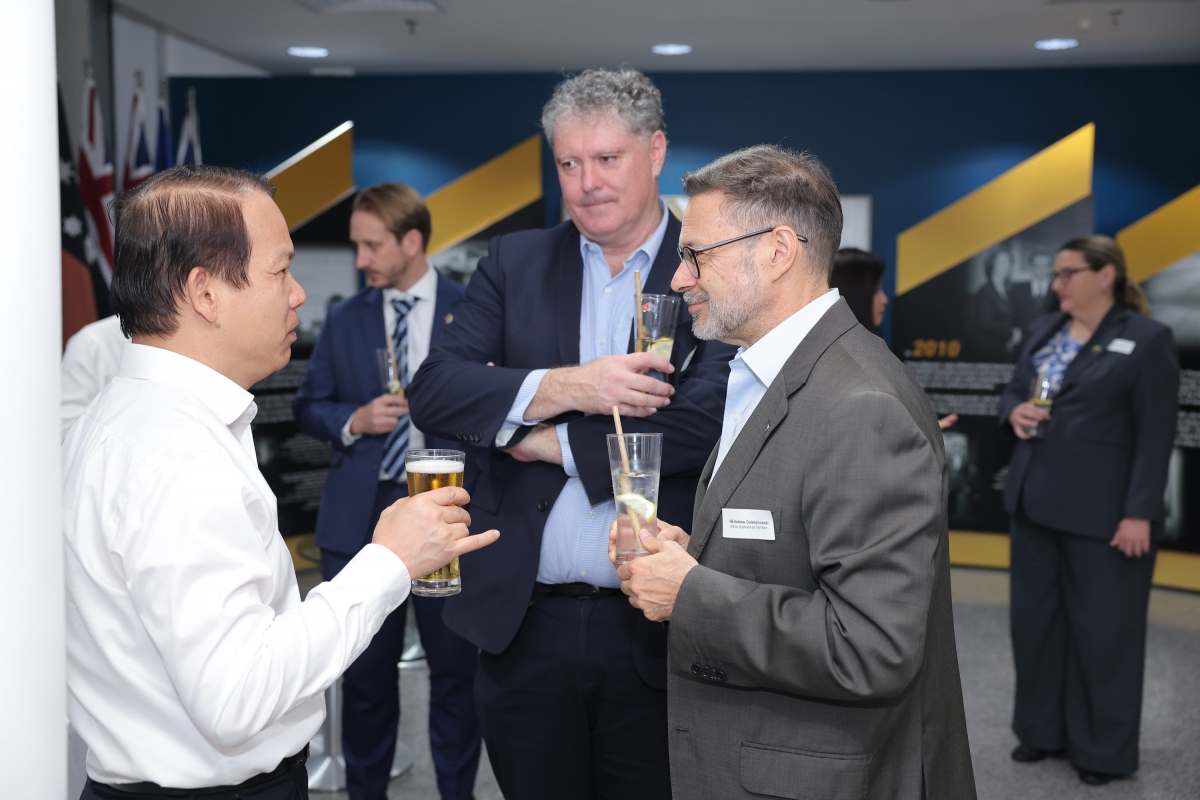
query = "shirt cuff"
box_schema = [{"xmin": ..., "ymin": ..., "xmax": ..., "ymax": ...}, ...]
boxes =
[
  {"xmin": 495, "ymin": 368, "xmax": 550, "ymax": 448},
  {"xmin": 333, "ymin": 543, "xmax": 412, "ymax": 614},
  {"xmin": 340, "ymin": 412, "xmax": 363, "ymax": 447},
  {"xmin": 556, "ymin": 423, "xmax": 578, "ymax": 478}
]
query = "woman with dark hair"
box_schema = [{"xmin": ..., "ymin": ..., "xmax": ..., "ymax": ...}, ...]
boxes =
[
  {"xmin": 832, "ymin": 248, "xmax": 958, "ymax": 430},
  {"xmin": 830, "ymin": 248, "xmax": 887, "ymax": 333},
  {"xmin": 999, "ymin": 235, "xmax": 1178, "ymax": 786}
]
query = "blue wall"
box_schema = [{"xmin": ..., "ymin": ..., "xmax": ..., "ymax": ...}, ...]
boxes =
[{"xmin": 172, "ymin": 65, "xmax": 1200, "ymax": 341}]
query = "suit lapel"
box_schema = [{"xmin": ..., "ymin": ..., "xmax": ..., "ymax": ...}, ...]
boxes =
[
  {"xmin": 556, "ymin": 226, "xmax": 583, "ymax": 367},
  {"xmin": 686, "ymin": 299, "xmax": 859, "ymax": 559},
  {"xmin": 430, "ymin": 273, "xmax": 451, "ymax": 343},
  {"xmin": 357, "ymin": 288, "xmax": 387, "ymax": 399},
  {"xmin": 1058, "ymin": 304, "xmax": 1131, "ymax": 397}
]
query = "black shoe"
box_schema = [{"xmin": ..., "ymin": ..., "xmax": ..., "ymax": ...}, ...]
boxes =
[
  {"xmin": 1011, "ymin": 744, "xmax": 1056, "ymax": 763},
  {"xmin": 1078, "ymin": 770, "xmax": 1114, "ymax": 786}
]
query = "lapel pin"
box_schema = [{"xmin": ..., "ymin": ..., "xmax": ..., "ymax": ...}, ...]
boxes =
[
  {"xmin": 444, "ymin": 313, "xmax": 454, "ymax": 325},
  {"xmin": 1092, "ymin": 344, "xmax": 1102, "ymax": 353}
]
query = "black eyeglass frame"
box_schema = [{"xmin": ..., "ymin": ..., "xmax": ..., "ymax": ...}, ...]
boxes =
[{"xmin": 676, "ymin": 226, "xmax": 808, "ymax": 279}]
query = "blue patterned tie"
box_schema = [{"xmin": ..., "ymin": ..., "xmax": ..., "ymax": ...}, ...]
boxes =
[{"xmin": 381, "ymin": 297, "xmax": 417, "ymax": 479}]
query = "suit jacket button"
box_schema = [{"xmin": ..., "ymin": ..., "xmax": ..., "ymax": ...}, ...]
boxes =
[
  {"xmin": 691, "ymin": 663, "xmax": 702, "ymax": 675},
  {"xmin": 716, "ymin": 670, "xmax": 727, "ymax": 682},
  {"xmin": 537, "ymin": 499, "xmax": 549, "ymax": 512}
]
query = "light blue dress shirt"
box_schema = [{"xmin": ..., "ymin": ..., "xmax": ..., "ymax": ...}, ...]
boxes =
[
  {"xmin": 712, "ymin": 289, "xmax": 841, "ymax": 477},
  {"xmin": 497, "ymin": 205, "xmax": 670, "ymax": 587}
]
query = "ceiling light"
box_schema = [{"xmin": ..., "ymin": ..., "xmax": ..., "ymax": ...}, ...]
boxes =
[
  {"xmin": 288, "ymin": 46, "xmax": 330, "ymax": 58},
  {"xmin": 297, "ymin": 0, "xmax": 443, "ymax": 13},
  {"xmin": 651, "ymin": 43, "xmax": 692, "ymax": 56},
  {"xmin": 1034, "ymin": 38, "xmax": 1079, "ymax": 51}
]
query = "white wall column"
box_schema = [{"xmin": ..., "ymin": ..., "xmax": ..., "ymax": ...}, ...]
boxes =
[{"xmin": 0, "ymin": 0, "xmax": 67, "ymax": 797}]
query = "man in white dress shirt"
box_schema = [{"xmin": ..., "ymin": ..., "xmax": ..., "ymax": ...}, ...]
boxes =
[{"xmin": 63, "ymin": 165, "xmax": 498, "ymax": 800}]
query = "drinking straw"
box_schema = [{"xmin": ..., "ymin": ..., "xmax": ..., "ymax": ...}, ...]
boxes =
[{"xmin": 612, "ymin": 406, "xmax": 645, "ymax": 552}]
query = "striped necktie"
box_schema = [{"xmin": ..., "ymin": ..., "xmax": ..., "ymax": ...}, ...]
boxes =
[{"xmin": 381, "ymin": 297, "xmax": 417, "ymax": 479}]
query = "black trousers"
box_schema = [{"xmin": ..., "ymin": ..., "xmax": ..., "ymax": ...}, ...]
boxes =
[
  {"xmin": 81, "ymin": 763, "xmax": 307, "ymax": 799},
  {"xmin": 321, "ymin": 481, "xmax": 482, "ymax": 800},
  {"xmin": 1009, "ymin": 510, "xmax": 1157, "ymax": 774},
  {"xmin": 475, "ymin": 593, "xmax": 671, "ymax": 800}
]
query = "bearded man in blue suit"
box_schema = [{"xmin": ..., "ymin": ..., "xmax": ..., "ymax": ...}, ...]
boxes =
[{"xmin": 294, "ymin": 184, "xmax": 480, "ymax": 800}]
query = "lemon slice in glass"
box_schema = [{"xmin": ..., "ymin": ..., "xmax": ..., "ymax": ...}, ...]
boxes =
[
  {"xmin": 616, "ymin": 493, "xmax": 656, "ymax": 522},
  {"xmin": 647, "ymin": 338, "xmax": 674, "ymax": 361}
]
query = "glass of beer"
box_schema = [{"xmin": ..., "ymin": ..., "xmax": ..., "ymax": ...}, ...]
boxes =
[
  {"xmin": 607, "ymin": 433, "xmax": 662, "ymax": 564},
  {"xmin": 405, "ymin": 449, "xmax": 466, "ymax": 597},
  {"xmin": 635, "ymin": 295, "xmax": 680, "ymax": 382}
]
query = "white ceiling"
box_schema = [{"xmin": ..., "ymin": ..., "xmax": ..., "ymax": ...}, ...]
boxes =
[{"xmin": 115, "ymin": 0, "xmax": 1200, "ymax": 75}]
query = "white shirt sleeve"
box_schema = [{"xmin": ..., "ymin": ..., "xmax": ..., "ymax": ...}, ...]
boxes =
[
  {"xmin": 494, "ymin": 368, "xmax": 550, "ymax": 447},
  {"xmin": 120, "ymin": 450, "xmax": 409, "ymax": 749},
  {"xmin": 340, "ymin": 412, "xmax": 362, "ymax": 447},
  {"xmin": 61, "ymin": 329, "xmax": 105, "ymax": 442}
]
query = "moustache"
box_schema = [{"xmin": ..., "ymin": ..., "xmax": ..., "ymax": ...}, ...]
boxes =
[{"xmin": 682, "ymin": 290, "xmax": 709, "ymax": 306}]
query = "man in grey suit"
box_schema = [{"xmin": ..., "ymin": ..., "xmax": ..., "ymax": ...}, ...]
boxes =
[{"xmin": 614, "ymin": 145, "xmax": 977, "ymax": 799}]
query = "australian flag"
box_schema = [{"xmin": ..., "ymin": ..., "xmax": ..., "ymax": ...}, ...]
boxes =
[{"xmin": 122, "ymin": 86, "xmax": 155, "ymax": 191}]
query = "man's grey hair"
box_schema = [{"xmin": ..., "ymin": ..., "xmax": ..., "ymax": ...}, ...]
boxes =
[
  {"xmin": 683, "ymin": 145, "xmax": 843, "ymax": 282},
  {"xmin": 541, "ymin": 68, "xmax": 666, "ymax": 146}
]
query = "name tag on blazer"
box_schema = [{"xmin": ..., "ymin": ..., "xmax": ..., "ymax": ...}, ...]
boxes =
[
  {"xmin": 722, "ymin": 508, "xmax": 775, "ymax": 540},
  {"xmin": 1107, "ymin": 338, "xmax": 1136, "ymax": 355}
]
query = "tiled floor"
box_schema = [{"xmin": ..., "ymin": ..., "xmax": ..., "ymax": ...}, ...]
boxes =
[{"xmin": 305, "ymin": 566, "xmax": 1200, "ymax": 800}]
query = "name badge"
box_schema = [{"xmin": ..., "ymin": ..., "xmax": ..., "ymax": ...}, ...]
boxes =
[
  {"xmin": 1107, "ymin": 338, "xmax": 1136, "ymax": 355},
  {"xmin": 722, "ymin": 508, "xmax": 775, "ymax": 540}
]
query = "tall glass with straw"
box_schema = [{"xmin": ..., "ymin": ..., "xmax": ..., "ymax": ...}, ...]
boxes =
[{"xmin": 608, "ymin": 407, "xmax": 662, "ymax": 564}]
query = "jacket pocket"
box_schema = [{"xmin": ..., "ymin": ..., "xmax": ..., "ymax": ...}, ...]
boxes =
[{"xmin": 740, "ymin": 742, "xmax": 869, "ymax": 799}]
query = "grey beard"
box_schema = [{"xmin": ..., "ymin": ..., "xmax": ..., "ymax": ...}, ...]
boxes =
[{"xmin": 684, "ymin": 283, "xmax": 765, "ymax": 341}]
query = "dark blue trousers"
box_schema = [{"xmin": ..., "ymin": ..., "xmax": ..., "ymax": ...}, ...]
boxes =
[
  {"xmin": 1010, "ymin": 510, "xmax": 1157, "ymax": 775},
  {"xmin": 475, "ymin": 593, "xmax": 671, "ymax": 800},
  {"xmin": 321, "ymin": 481, "xmax": 481, "ymax": 800}
]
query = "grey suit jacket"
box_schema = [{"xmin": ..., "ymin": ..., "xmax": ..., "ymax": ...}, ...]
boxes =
[{"xmin": 667, "ymin": 299, "xmax": 977, "ymax": 800}]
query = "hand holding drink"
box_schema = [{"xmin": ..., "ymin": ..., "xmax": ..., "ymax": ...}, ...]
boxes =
[
  {"xmin": 404, "ymin": 450, "xmax": 476, "ymax": 596},
  {"xmin": 371, "ymin": 479, "xmax": 498, "ymax": 585}
]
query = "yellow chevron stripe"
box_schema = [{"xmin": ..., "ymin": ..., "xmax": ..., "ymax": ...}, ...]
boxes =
[
  {"xmin": 896, "ymin": 124, "xmax": 1094, "ymax": 295},
  {"xmin": 426, "ymin": 135, "xmax": 543, "ymax": 255},
  {"xmin": 949, "ymin": 531, "xmax": 1200, "ymax": 592},
  {"xmin": 267, "ymin": 121, "xmax": 356, "ymax": 232},
  {"xmin": 1117, "ymin": 183, "xmax": 1200, "ymax": 283}
]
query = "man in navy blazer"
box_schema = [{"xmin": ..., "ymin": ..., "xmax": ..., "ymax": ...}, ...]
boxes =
[
  {"xmin": 408, "ymin": 69, "xmax": 734, "ymax": 800},
  {"xmin": 294, "ymin": 184, "xmax": 480, "ymax": 800}
]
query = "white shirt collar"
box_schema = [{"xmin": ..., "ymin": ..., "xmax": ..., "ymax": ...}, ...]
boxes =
[
  {"xmin": 738, "ymin": 289, "xmax": 841, "ymax": 389},
  {"xmin": 578, "ymin": 200, "xmax": 671, "ymax": 270},
  {"xmin": 118, "ymin": 343, "xmax": 256, "ymax": 428},
  {"xmin": 383, "ymin": 263, "xmax": 438, "ymax": 305}
]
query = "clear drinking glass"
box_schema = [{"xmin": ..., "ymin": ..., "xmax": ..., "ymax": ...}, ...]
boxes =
[
  {"xmin": 405, "ymin": 449, "xmax": 466, "ymax": 596},
  {"xmin": 607, "ymin": 433, "xmax": 663, "ymax": 564},
  {"xmin": 635, "ymin": 294, "xmax": 680, "ymax": 381},
  {"xmin": 376, "ymin": 348, "xmax": 403, "ymax": 396}
]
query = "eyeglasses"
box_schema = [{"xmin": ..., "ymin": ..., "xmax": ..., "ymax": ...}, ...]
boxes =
[
  {"xmin": 676, "ymin": 227, "xmax": 807, "ymax": 279},
  {"xmin": 1050, "ymin": 266, "xmax": 1092, "ymax": 284}
]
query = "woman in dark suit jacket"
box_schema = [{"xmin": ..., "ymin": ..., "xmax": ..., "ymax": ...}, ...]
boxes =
[{"xmin": 999, "ymin": 235, "xmax": 1179, "ymax": 786}]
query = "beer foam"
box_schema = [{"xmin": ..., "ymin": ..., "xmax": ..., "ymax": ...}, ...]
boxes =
[{"xmin": 406, "ymin": 459, "xmax": 465, "ymax": 474}]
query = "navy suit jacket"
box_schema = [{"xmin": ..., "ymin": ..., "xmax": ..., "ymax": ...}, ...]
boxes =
[
  {"xmin": 294, "ymin": 271, "xmax": 466, "ymax": 556},
  {"xmin": 407, "ymin": 215, "xmax": 736, "ymax": 689},
  {"xmin": 999, "ymin": 303, "xmax": 1179, "ymax": 540}
]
